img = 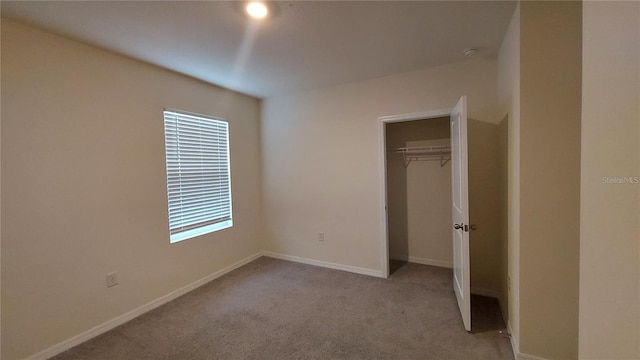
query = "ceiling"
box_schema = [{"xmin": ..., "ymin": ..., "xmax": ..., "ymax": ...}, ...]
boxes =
[{"xmin": 1, "ymin": 1, "xmax": 516, "ymax": 98}]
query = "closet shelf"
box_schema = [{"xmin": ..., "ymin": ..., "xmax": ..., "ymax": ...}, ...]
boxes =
[{"xmin": 394, "ymin": 145, "xmax": 451, "ymax": 168}]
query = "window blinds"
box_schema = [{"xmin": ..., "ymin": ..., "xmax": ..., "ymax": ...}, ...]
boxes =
[{"xmin": 163, "ymin": 110, "xmax": 232, "ymax": 242}]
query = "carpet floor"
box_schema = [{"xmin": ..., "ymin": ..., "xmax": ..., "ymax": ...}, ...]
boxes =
[{"xmin": 52, "ymin": 257, "xmax": 514, "ymax": 360}]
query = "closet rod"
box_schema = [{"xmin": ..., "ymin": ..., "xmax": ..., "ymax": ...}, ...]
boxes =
[{"xmin": 394, "ymin": 145, "xmax": 451, "ymax": 168}]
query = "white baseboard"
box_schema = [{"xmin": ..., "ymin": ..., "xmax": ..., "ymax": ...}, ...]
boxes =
[
  {"xmin": 518, "ymin": 353, "xmax": 550, "ymax": 360},
  {"xmin": 470, "ymin": 286, "xmax": 500, "ymax": 299},
  {"xmin": 508, "ymin": 322, "xmax": 519, "ymax": 359},
  {"xmin": 27, "ymin": 252, "xmax": 263, "ymax": 360},
  {"xmin": 390, "ymin": 256, "xmax": 499, "ymax": 298},
  {"xmin": 25, "ymin": 251, "xmax": 540, "ymax": 360},
  {"xmin": 507, "ymin": 322, "xmax": 549, "ymax": 360},
  {"xmin": 389, "ymin": 254, "xmax": 453, "ymax": 269},
  {"xmin": 516, "ymin": 353, "xmax": 549, "ymax": 360},
  {"xmin": 263, "ymin": 251, "xmax": 385, "ymax": 278}
]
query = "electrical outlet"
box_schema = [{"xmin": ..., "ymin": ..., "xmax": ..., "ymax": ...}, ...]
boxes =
[
  {"xmin": 106, "ymin": 272, "xmax": 118, "ymax": 288},
  {"xmin": 318, "ymin": 232, "xmax": 325, "ymax": 241}
]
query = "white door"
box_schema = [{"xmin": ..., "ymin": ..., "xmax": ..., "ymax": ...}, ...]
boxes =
[{"xmin": 450, "ymin": 96, "xmax": 471, "ymax": 331}]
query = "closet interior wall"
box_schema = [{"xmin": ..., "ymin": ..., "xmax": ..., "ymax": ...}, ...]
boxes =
[
  {"xmin": 467, "ymin": 119, "xmax": 502, "ymax": 299},
  {"xmin": 386, "ymin": 117, "xmax": 453, "ymax": 268},
  {"xmin": 386, "ymin": 116, "xmax": 504, "ymax": 304}
]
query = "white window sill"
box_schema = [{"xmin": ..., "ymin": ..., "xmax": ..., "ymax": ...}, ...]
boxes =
[{"xmin": 170, "ymin": 220, "xmax": 233, "ymax": 243}]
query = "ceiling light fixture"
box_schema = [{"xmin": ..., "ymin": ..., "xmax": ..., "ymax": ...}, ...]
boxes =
[{"xmin": 246, "ymin": 2, "xmax": 268, "ymax": 19}]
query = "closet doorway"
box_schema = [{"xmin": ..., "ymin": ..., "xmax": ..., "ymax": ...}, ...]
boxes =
[
  {"xmin": 378, "ymin": 98, "xmax": 473, "ymax": 331},
  {"xmin": 386, "ymin": 116, "xmax": 453, "ymax": 272}
]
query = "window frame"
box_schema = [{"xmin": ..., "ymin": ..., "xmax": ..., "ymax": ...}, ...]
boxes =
[{"xmin": 162, "ymin": 108, "xmax": 233, "ymax": 243}]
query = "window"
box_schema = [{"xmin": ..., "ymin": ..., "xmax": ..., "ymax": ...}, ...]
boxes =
[{"xmin": 162, "ymin": 109, "xmax": 232, "ymax": 243}]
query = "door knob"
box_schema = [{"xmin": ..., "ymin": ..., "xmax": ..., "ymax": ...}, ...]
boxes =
[{"xmin": 470, "ymin": 224, "xmax": 478, "ymax": 231}]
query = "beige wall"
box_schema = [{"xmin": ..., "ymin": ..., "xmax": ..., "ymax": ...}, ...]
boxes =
[
  {"xmin": 580, "ymin": 2, "xmax": 640, "ymax": 359},
  {"xmin": 261, "ymin": 58, "xmax": 499, "ymax": 274},
  {"xmin": 386, "ymin": 118, "xmax": 452, "ymax": 267},
  {"xmin": 1, "ymin": 19, "xmax": 262, "ymax": 360},
  {"xmin": 496, "ymin": 115, "xmax": 509, "ymax": 327},
  {"xmin": 520, "ymin": 2, "xmax": 582, "ymax": 359},
  {"xmin": 0, "ymin": 16, "xmax": 3, "ymax": 359},
  {"xmin": 468, "ymin": 119, "xmax": 501, "ymax": 297},
  {"xmin": 386, "ymin": 117, "xmax": 502, "ymax": 296},
  {"xmin": 496, "ymin": 3, "xmax": 520, "ymax": 344}
]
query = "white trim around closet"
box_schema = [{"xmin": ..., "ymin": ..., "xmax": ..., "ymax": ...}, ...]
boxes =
[{"xmin": 378, "ymin": 108, "xmax": 452, "ymax": 278}]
